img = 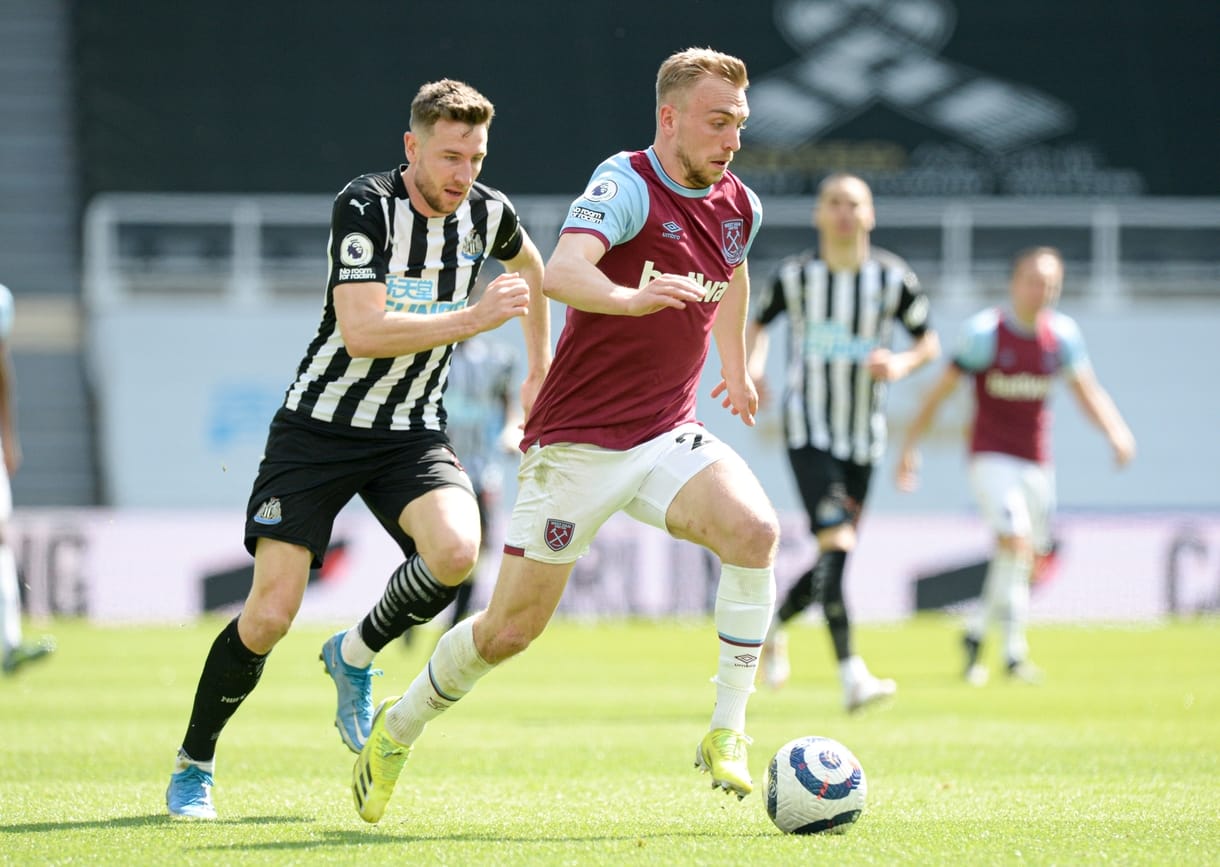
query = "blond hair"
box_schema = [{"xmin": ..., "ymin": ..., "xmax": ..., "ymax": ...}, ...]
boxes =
[
  {"xmin": 656, "ymin": 47, "xmax": 748, "ymax": 109},
  {"xmin": 410, "ymin": 79, "xmax": 495, "ymax": 135}
]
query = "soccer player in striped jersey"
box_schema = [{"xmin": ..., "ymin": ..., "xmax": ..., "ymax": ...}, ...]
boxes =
[
  {"xmin": 0, "ymin": 283, "xmax": 54, "ymax": 677},
  {"xmin": 897, "ymin": 247, "xmax": 1135, "ymax": 685},
  {"xmin": 349, "ymin": 48, "xmax": 780, "ymax": 824},
  {"xmin": 746, "ymin": 173, "xmax": 940, "ymax": 710},
  {"xmin": 166, "ymin": 80, "xmax": 551, "ymax": 819}
]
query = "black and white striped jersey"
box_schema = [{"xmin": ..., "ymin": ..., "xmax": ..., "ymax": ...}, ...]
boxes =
[
  {"xmin": 282, "ymin": 166, "xmax": 525, "ymax": 435},
  {"xmin": 753, "ymin": 247, "xmax": 932, "ymax": 465}
]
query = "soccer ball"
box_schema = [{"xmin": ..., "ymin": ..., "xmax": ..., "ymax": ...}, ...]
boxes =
[{"xmin": 765, "ymin": 735, "xmax": 867, "ymax": 834}]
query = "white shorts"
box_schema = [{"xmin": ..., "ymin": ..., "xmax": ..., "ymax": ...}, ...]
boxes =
[
  {"xmin": 505, "ymin": 422, "xmax": 734, "ymax": 564},
  {"xmin": 968, "ymin": 452, "xmax": 1055, "ymax": 553}
]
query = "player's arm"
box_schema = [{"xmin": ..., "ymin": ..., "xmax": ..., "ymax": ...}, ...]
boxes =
[
  {"xmin": 542, "ymin": 233, "xmax": 704, "ymax": 316},
  {"xmin": 895, "ymin": 363, "xmax": 962, "ymax": 493},
  {"xmin": 869, "ymin": 329, "xmax": 941, "ymax": 383},
  {"xmin": 499, "ymin": 230, "xmax": 551, "ymax": 419},
  {"xmin": 334, "ymin": 280, "xmax": 528, "ymax": 358},
  {"xmin": 1067, "ymin": 367, "xmax": 1136, "ymax": 467},
  {"xmin": 709, "ymin": 263, "xmax": 759, "ymax": 427}
]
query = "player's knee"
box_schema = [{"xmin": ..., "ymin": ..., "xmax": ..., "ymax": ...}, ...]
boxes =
[
  {"xmin": 425, "ymin": 535, "xmax": 480, "ymax": 586},
  {"xmin": 723, "ymin": 506, "xmax": 780, "ymax": 565},
  {"xmin": 238, "ymin": 607, "xmax": 293, "ymax": 652},
  {"xmin": 479, "ymin": 622, "xmax": 534, "ymax": 664}
]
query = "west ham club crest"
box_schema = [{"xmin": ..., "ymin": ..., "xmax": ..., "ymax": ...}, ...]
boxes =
[
  {"xmin": 721, "ymin": 218, "xmax": 745, "ymax": 265},
  {"xmin": 544, "ymin": 518, "xmax": 575, "ymax": 552}
]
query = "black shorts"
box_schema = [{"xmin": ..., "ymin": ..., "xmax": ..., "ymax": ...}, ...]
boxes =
[
  {"xmin": 787, "ymin": 446, "xmax": 873, "ymax": 533},
  {"xmin": 244, "ymin": 409, "xmax": 475, "ymax": 568}
]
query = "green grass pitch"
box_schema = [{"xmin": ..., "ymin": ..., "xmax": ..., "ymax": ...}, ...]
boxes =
[{"xmin": 1, "ymin": 616, "xmax": 1216, "ymax": 865}]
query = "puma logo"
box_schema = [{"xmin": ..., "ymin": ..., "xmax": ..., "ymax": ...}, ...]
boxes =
[{"xmin": 350, "ymin": 198, "xmax": 370, "ymax": 214}]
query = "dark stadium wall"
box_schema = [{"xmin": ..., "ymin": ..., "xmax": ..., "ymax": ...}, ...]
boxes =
[{"xmin": 72, "ymin": 0, "xmax": 1220, "ymax": 200}]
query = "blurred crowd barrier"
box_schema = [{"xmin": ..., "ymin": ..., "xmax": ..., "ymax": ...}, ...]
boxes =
[{"xmin": 12, "ymin": 507, "xmax": 1220, "ymax": 624}]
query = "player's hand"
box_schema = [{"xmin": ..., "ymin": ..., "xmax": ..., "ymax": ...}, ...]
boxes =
[
  {"xmin": 1111, "ymin": 429, "xmax": 1136, "ymax": 468},
  {"xmin": 626, "ymin": 273, "xmax": 705, "ymax": 316},
  {"xmin": 473, "ymin": 272, "xmax": 531, "ymax": 331},
  {"xmin": 895, "ymin": 446, "xmax": 920, "ymax": 492},
  {"xmin": 866, "ymin": 347, "xmax": 907, "ymax": 382},
  {"xmin": 710, "ymin": 370, "xmax": 758, "ymax": 427}
]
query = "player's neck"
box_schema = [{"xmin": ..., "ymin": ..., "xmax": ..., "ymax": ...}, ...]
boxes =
[{"xmin": 820, "ymin": 236, "xmax": 869, "ymax": 272}]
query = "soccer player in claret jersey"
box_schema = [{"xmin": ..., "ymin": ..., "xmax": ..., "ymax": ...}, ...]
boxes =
[
  {"xmin": 349, "ymin": 47, "xmax": 781, "ymax": 824},
  {"xmin": 0, "ymin": 282, "xmax": 54, "ymax": 678},
  {"xmin": 746, "ymin": 174, "xmax": 940, "ymax": 710},
  {"xmin": 165, "ymin": 79, "xmax": 551, "ymax": 819},
  {"xmin": 897, "ymin": 247, "xmax": 1135, "ymax": 684}
]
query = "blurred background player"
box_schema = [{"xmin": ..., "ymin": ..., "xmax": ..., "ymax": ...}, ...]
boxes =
[
  {"xmin": 400, "ymin": 333, "xmax": 520, "ymax": 648},
  {"xmin": 746, "ymin": 173, "xmax": 939, "ymax": 710},
  {"xmin": 896, "ymin": 246, "xmax": 1135, "ymax": 684},
  {"xmin": 0, "ymin": 282, "xmax": 55, "ymax": 676}
]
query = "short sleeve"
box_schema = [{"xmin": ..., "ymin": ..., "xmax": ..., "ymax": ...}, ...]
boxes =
[
  {"xmin": 560, "ymin": 153, "xmax": 649, "ymax": 248},
  {"xmin": 329, "ymin": 176, "xmax": 390, "ymax": 286},
  {"xmin": 952, "ymin": 309, "xmax": 1000, "ymax": 372}
]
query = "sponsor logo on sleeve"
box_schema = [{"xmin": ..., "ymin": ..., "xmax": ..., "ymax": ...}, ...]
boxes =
[{"xmin": 570, "ymin": 205, "xmax": 605, "ymax": 224}]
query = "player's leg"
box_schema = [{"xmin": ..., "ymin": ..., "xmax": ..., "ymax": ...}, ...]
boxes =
[
  {"xmin": 168, "ymin": 537, "xmax": 313, "ymax": 819},
  {"xmin": 633, "ymin": 426, "xmax": 778, "ymax": 798},
  {"xmin": 351, "ymin": 440, "xmax": 625, "ymax": 823},
  {"xmin": 323, "ymin": 443, "xmax": 479, "ymax": 752},
  {"xmin": 1004, "ymin": 462, "xmax": 1055, "ymax": 682},
  {"xmin": 967, "ymin": 454, "xmax": 1036, "ymax": 684},
  {"xmin": 0, "ymin": 473, "xmax": 52, "ymax": 676},
  {"xmin": 168, "ymin": 413, "xmax": 349, "ymax": 818}
]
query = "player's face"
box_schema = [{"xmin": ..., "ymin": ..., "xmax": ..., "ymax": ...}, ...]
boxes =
[
  {"xmin": 815, "ymin": 178, "xmax": 875, "ymax": 241},
  {"xmin": 404, "ymin": 119, "xmax": 489, "ymax": 217},
  {"xmin": 668, "ymin": 76, "xmax": 748, "ymax": 188},
  {"xmin": 1010, "ymin": 254, "xmax": 1063, "ymax": 317}
]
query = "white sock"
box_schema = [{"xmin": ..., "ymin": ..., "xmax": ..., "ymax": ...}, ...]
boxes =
[
  {"xmin": 709, "ymin": 563, "xmax": 775, "ymax": 732},
  {"xmin": 341, "ymin": 626, "xmax": 376, "ymax": 669},
  {"xmin": 1003, "ymin": 553, "xmax": 1034, "ymax": 663},
  {"xmin": 386, "ymin": 617, "xmax": 494, "ymax": 745},
  {"xmin": 0, "ymin": 544, "xmax": 19, "ymax": 652},
  {"xmin": 175, "ymin": 748, "xmax": 215, "ymax": 775},
  {"xmin": 838, "ymin": 655, "xmax": 867, "ymax": 691}
]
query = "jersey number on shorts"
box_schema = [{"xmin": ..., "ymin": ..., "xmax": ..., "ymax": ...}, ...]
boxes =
[{"xmin": 676, "ymin": 432, "xmax": 705, "ymax": 450}]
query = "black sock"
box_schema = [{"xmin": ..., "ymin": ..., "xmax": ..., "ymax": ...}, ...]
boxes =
[
  {"xmin": 180, "ymin": 617, "xmax": 267, "ymax": 762},
  {"xmin": 775, "ymin": 566, "xmax": 818, "ymax": 623},
  {"xmin": 816, "ymin": 550, "xmax": 851, "ymax": 661},
  {"xmin": 963, "ymin": 634, "xmax": 982, "ymax": 669},
  {"xmin": 361, "ymin": 554, "xmax": 460, "ymax": 651}
]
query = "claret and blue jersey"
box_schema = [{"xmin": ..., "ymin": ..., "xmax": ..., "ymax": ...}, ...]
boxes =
[{"xmin": 522, "ymin": 148, "xmax": 763, "ymax": 451}]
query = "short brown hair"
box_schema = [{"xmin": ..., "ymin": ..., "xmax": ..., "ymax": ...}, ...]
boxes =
[
  {"xmin": 656, "ymin": 47, "xmax": 748, "ymax": 109},
  {"xmin": 410, "ymin": 79, "xmax": 495, "ymax": 134}
]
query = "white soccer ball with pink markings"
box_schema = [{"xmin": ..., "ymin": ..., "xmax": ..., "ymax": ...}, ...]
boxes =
[{"xmin": 765, "ymin": 735, "xmax": 867, "ymax": 834}]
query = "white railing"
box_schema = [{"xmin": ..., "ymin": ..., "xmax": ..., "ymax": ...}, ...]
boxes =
[{"xmin": 83, "ymin": 193, "xmax": 1220, "ymax": 310}]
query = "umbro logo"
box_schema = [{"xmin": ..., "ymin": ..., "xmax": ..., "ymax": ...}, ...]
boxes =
[
  {"xmin": 349, "ymin": 198, "xmax": 370, "ymax": 215},
  {"xmin": 662, "ymin": 220, "xmax": 683, "ymax": 240}
]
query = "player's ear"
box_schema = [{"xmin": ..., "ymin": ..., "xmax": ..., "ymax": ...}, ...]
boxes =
[
  {"xmin": 657, "ymin": 103, "xmax": 678, "ymax": 136},
  {"xmin": 403, "ymin": 131, "xmax": 416, "ymax": 162}
]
